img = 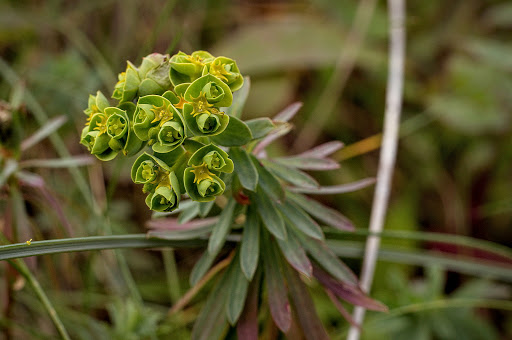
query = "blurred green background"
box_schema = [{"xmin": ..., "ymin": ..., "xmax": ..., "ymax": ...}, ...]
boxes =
[{"xmin": 1, "ymin": 0, "xmax": 511, "ymax": 339}]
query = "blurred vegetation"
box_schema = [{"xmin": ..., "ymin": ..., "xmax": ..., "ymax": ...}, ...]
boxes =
[{"xmin": 0, "ymin": 0, "xmax": 511, "ymax": 339}]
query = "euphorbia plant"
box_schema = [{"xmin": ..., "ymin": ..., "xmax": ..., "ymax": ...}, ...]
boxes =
[{"xmin": 80, "ymin": 50, "xmax": 385, "ymax": 339}]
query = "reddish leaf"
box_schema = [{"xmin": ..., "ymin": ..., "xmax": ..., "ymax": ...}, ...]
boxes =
[
  {"xmin": 273, "ymin": 102, "xmax": 303, "ymax": 122},
  {"xmin": 237, "ymin": 272, "xmax": 260, "ymax": 340},
  {"xmin": 298, "ymin": 141, "xmax": 344, "ymax": 158}
]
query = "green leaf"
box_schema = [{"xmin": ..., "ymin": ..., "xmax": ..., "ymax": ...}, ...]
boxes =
[
  {"xmin": 224, "ymin": 76, "xmax": 250, "ymax": 118},
  {"xmin": 292, "ymin": 228, "xmax": 358, "ymax": 286},
  {"xmin": 261, "ymin": 232, "xmax": 291, "ymax": 332},
  {"xmin": 190, "ymin": 250, "xmax": 217, "ymax": 286},
  {"xmin": 245, "ymin": 117, "xmax": 275, "ymax": 139},
  {"xmin": 199, "ymin": 200, "xmax": 215, "ymax": 217},
  {"xmin": 191, "ymin": 269, "xmax": 230, "ymax": 340},
  {"xmin": 208, "ymin": 198, "xmax": 236, "ymax": 255},
  {"xmin": 274, "ymin": 156, "xmax": 339, "ymax": 171},
  {"xmin": 262, "ymin": 160, "xmax": 318, "ymax": 188},
  {"xmin": 236, "ymin": 271, "xmax": 260, "ymax": 340},
  {"xmin": 284, "ymin": 263, "xmax": 329, "ymax": 340},
  {"xmin": 226, "ymin": 250, "xmax": 250, "ymax": 325},
  {"xmin": 277, "ymin": 224, "xmax": 312, "ymax": 277},
  {"xmin": 209, "ymin": 115, "xmax": 253, "ymax": 147},
  {"xmin": 277, "ymin": 200, "xmax": 324, "ymax": 240},
  {"xmin": 148, "ymin": 224, "xmax": 213, "ymax": 241},
  {"xmin": 229, "ymin": 147, "xmax": 258, "ymax": 191},
  {"xmin": 177, "ymin": 201, "xmax": 200, "ymax": 224},
  {"xmin": 240, "ymin": 205, "xmax": 260, "ymax": 280},
  {"xmin": 287, "ymin": 191, "xmax": 354, "ymax": 231},
  {"xmin": 252, "ymin": 185, "xmax": 286, "ymax": 240},
  {"xmin": 249, "ymin": 155, "xmax": 285, "ymax": 202}
]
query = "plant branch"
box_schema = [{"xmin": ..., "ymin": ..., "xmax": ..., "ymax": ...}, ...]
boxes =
[{"xmin": 346, "ymin": 0, "xmax": 405, "ymax": 339}]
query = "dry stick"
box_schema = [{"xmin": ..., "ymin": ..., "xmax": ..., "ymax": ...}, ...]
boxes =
[
  {"xmin": 346, "ymin": 1, "xmax": 405, "ymax": 340},
  {"xmin": 168, "ymin": 252, "xmax": 234, "ymax": 315},
  {"xmin": 292, "ymin": 0, "xmax": 377, "ymax": 152}
]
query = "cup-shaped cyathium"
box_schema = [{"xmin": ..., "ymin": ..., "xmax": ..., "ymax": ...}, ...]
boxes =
[
  {"xmin": 133, "ymin": 95, "xmax": 185, "ymax": 152},
  {"xmin": 203, "ymin": 57, "xmax": 244, "ymax": 92},
  {"xmin": 182, "ymin": 75, "xmax": 232, "ymax": 137},
  {"xmin": 105, "ymin": 107, "xmax": 143, "ymax": 156},
  {"xmin": 169, "ymin": 51, "xmax": 214, "ymax": 87},
  {"xmin": 80, "ymin": 128, "xmax": 117, "ymax": 161},
  {"xmin": 184, "ymin": 163, "xmax": 226, "ymax": 202},
  {"xmin": 137, "ymin": 53, "xmax": 172, "ymax": 97},
  {"xmin": 188, "ymin": 144, "xmax": 234, "ymax": 173},
  {"xmin": 146, "ymin": 178, "xmax": 180, "ymax": 212},
  {"xmin": 112, "ymin": 61, "xmax": 140, "ymax": 103}
]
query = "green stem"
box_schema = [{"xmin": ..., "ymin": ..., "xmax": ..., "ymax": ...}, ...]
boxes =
[{"xmin": 8, "ymin": 259, "xmax": 71, "ymax": 340}]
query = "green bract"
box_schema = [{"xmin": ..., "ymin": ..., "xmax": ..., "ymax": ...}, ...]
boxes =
[
  {"xmin": 188, "ymin": 144, "xmax": 234, "ymax": 173},
  {"xmin": 133, "ymin": 95, "xmax": 185, "ymax": 152},
  {"xmin": 112, "ymin": 61, "xmax": 140, "ymax": 102},
  {"xmin": 203, "ymin": 56, "xmax": 244, "ymax": 92},
  {"xmin": 169, "ymin": 51, "xmax": 214, "ymax": 86},
  {"xmin": 84, "ymin": 91, "xmax": 110, "ymax": 118},
  {"xmin": 183, "ymin": 164, "xmax": 226, "ymax": 202}
]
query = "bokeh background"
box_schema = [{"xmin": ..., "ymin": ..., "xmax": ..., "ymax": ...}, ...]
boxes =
[{"xmin": 1, "ymin": 0, "xmax": 511, "ymax": 339}]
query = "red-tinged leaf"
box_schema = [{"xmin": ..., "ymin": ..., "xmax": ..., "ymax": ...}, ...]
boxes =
[
  {"xmin": 274, "ymin": 156, "xmax": 340, "ymax": 171},
  {"xmin": 262, "ymin": 232, "xmax": 291, "ymax": 332},
  {"xmin": 274, "ymin": 102, "xmax": 303, "ymax": 122},
  {"xmin": 284, "ymin": 262, "xmax": 329, "ymax": 340},
  {"xmin": 313, "ymin": 265, "xmax": 388, "ymax": 312},
  {"xmin": 253, "ymin": 121, "xmax": 293, "ymax": 156},
  {"xmin": 191, "ymin": 274, "xmax": 230, "ymax": 340},
  {"xmin": 277, "ymin": 224, "xmax": 313, "ymax": 277},
  {"xmin": 286, "ymin": 191, "xmax": 354, "ymax": 231},
  {"xmin": 237, "ymin": 271, "xmax": 260, "ymax": 340},
  {"xmin": 146, "ymin": 217, "xmax": 218, "ymax": 230},
  {"xmin": 298, "ymin": 141, "xmax": 344, "ymax": 158},
  {"xmin": 262, "ymin": 160, "xmax": 319, "ymax": 189},
  {"xmin": 288, "ymin": 178, "xmax": 376, "ymax": 195},
  {"xmin": 325, "ymin": 289, "xmax": 360, "ymax": 328}
]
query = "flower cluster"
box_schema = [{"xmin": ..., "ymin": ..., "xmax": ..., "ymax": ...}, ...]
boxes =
[{"xmin": 80, "ymin": 51, "xmax": 243, "ymax": 212}]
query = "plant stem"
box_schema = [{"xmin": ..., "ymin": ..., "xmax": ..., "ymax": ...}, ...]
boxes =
[
  {"xmin": 346, "ymin": 1, "xmax": 405, "ymax": 339},
  {"xmin": 9, "ymin": 259, "xmax": 71, "ymax": 340},
  {"xmin": 163, "ymin": 248, "xmax": 181, "ymax": 304}
]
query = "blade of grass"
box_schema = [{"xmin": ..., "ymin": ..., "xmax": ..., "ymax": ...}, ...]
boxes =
[
  {"xmin": 20, "ymin": 116, "xmax": 67, "ymax": 151},
  {"xmin": 0, "ymin": 234, "xmax": 204, "ymax": 261},
  {"xmin": 8, "ymin": 259, "xmax": 71, "ymax": 340}
]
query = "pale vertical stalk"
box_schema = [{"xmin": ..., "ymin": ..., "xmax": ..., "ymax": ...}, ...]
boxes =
[{"xmin": 347, "ymin": 1, "xmax": 405, "ymax": 340}]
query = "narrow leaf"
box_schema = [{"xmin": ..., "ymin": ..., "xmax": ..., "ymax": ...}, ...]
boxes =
[
  {"xmin": 240, "ymin": 205, "xmax": 260, "ymax": 280},
  {"xmin": 245, "ymin": 117, "xmax": 275, "ymax": 139},
  {"xmin": 208, "ymin": 198, "xmax": 236, "ymax": 255},
  {"xmin": 277, "ymin": 200, "xmax": 324, "ymax": 240},
  {"xmin": 274, "ymin": 102, "xmax": 303, "ymax": 122},
  {"xmin": 210, "ymin": 115, "xmax": 253, "ymax": 147},
  {"xmin": 298, "ymin": 141, "xmax": 344, "ymax": 158},
  {"xmin": 190, "ymin": 250, "xmax": 217, "ymax": 286},
  {"xmin": 191, "ymin": 272, "xmax": 230, "ymax": 340},
  {"xmin": 284, "ymin": 263, "xmax": 330, "ymax": 340},
  {"xmin": 262, "ymin": 232, "xmax": 291, "ymax": 332},
  {"xmin": 252, "ymin": 122, "xmax": 293, "ymax": 155},
  {"xmin": 262, "ymin": 160, "xmax": 319, "ymax": 188},
  {"xmin": 292, "ymin": 228, "xmax": 358, "ymax": 286},
  {"xmin": 224, "ymin": 76, "xmax": 250, "ymax": 119},
  {"xmin": 250, "ymin": 155, "xmax": 285, "ymax": 202},
  {"xmin": 226, "ymin": 251, "xmax": 250, "ymax": 325},
  {"xmin": 252, "ymin": 185, "xmax": 286, "ymax": 240},
  {"xmin": 287, "ymin": 191, "xmax": 354, "ymax": 231},
  {"xmin": 0, "ymin": 159, "xmax": 18, "ymax": 187},
  {"xmin": 147, "ymin": 216, "xmax": 218, "ymax": 230},
  {"xmin": 178, "ymin": 201, "xmax": 200, "ymax": 224},
  {"xmin": 237, "ymin": 271, "xmax": 260, "ymax": 340},
  {"xmin": 19, "ymin": 156, "xmax": 95, "ymax": 169},
  {"xmin": 148, "ymin": 225, "xmax": 213, "ymax": 241},
  {"xmin": 198, "ymin": 200, "xmax": 215, "ymax": 217},
  {"xmin": 230, "ymin": 147, "xmax": 258, "ymax": 191},
  {"xmin": 274, "ymin": 156, "xmax": 340, "ymax": 171},
  {"xmin": 288, "ymin": 177, "xmax": 376, "ymax": 194},
  {"xmin": 277, "ymin": 224, "xmax": 312, "ymax": 277},
  {"xmin": 21, "ymin": 116, "xmax": 67, "ymax": 151}
]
